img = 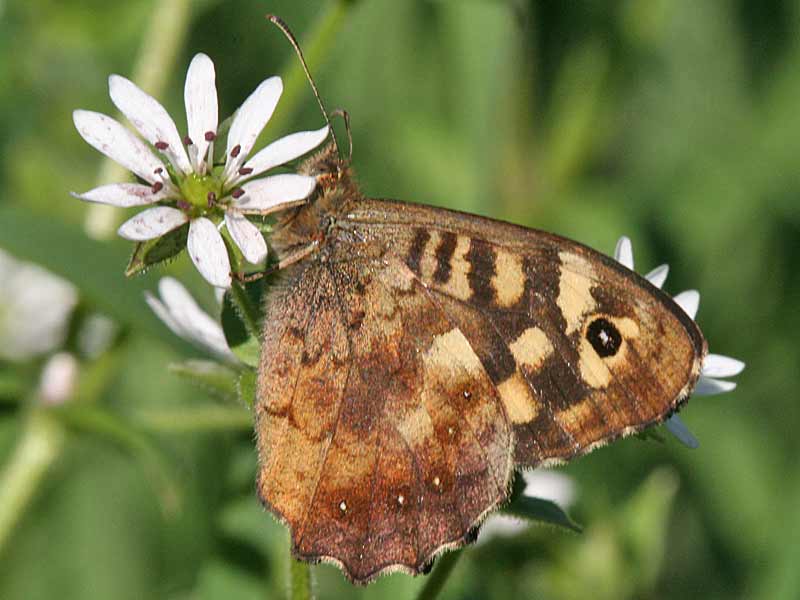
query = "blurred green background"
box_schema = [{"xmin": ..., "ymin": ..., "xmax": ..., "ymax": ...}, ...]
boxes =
[{"xmin": 0, "ymin": 0, "xmax": 797, "ymax": 598}]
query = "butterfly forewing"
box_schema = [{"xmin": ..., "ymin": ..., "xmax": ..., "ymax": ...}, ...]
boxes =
[{"xmin": 345, "ymin": 199, "xmax": 707, "ymax": 466}]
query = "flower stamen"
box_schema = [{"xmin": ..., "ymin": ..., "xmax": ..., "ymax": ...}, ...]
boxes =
[
  {"xmin": 230, "ymin": 144, "xmax": 241, "ymax": 158},
  {"xmin": 154, "ymin": 141, "xmax": 169, "ymax": 151}
]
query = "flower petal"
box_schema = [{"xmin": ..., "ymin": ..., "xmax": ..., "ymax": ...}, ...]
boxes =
[
  {"xmin": 73, "ymin": 110, "xmax": 165, "ymax": 183},
  {"xmin": 695, "ymin": 376, "xmax": 737, "ymax": 396},
  {"xmin": 71, "ymin": 183, "xmax": 170, "ymax": 207},
  {"xmin": 154, "ymin": 277, "xmax": 233, "ymax": 359},
  {"xmin": 223, "ymin": 76, "xmax": 283, "ymax": 179},
  {"xmin": 702, "ymin": 353, "xmax": 745, "ymax": 378},
  {"xmin": 187, "ymin": 218, "xmax": 231, "ymax": 288},
  {"xmin": 664, "ymin": 415, "xmax": 699, "ymax": 449},
  {"xmin": 614, "ymin": 236, "xmax": 634, "ymax": 269},
  {"xmin": 145, "ymin": 290, "xmax": 187, "ymax": 339},
  {"xmin": 109, "ymin": 74, "xmax": 192, "ymax": 174},
  {"xmin": 673, "ymin": 290, "xmax": 700, "ymax": 319},
  {"xmin": 225, "ymin": 211, "xmax": 267, "ymax": 264},
  {"xmin": 117, "ymin": 206, "xmax": 188, "ymax": 241},
  {"xmin": 233, "ymin": 174, "xmax": 316, "ymax": 213},
  {"xmin": 645, "ymin": 264, "xmax": 669, "ymax": 289},
  {"xmin": 233, "ymin": 125, "xmax": 330, "ymax": 184},
  {"xmin": 521, "ymin": 470, "xmax": 576, "ymax": 508},
  {"xmin": 184, "ymin": 53, "xmax": 218, "ymax": 173}
]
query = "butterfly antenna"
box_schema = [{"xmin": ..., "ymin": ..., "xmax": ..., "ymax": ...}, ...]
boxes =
[
  {"xmin": 266, "ymin": 15, "xmax": 339, "ymax": 156},
  {"xmin": 329, "ymin": 108, "xmax": 353, "ymax": 163}
]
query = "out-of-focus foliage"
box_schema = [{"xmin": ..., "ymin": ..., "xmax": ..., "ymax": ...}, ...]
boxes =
[{"xmin": 0, "ymin": 0, "xmax": 797, "ymax": 598}]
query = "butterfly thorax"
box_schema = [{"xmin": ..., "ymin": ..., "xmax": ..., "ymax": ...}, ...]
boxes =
[{"xmin": 270, "ymin": 142, "xmax": 361, "ymax": 258}]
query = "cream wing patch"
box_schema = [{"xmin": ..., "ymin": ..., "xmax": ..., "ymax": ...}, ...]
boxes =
[
  {"xmin": 497, "ymin": 371, "xmax": 539, "ymax": 424},
  {"xmin": 492, "ymin": 248, "xmax": 526, "ymax": 307},
  {"xmin": 509, "ymin": 327, "xmax": 554, "ymax": 370},
  {"xmin": 557, "ymin": 251, "xmax": 597, "ymax": 335}
]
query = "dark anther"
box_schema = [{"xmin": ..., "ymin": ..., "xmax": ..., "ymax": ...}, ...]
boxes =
[
  {"xmin": 151, "ymin": 181, "xmax": 163, "ymax": 193},
  {"xmin": 231, "ymin": 188, "xmax": 244, "ymax": 199},
  {"xmin": 154, "ymin": 167, "xmax": 163, "ymax": 174},
  {"xmin": 586, "ymin": 317, "xmax": 623, "ymax": 358},
  {"xmin": 238, "ymin": 167, "xmax": 253, "ymax": 176},
  {"xmin": 204, "ymin": 131, "xmax": 216, "ymax": 142},
  {"xmin": 230, "ymin": 144, "xmax": 241, "ymax": 158},
  {"xmin": 154, "ymin": 141, "xmax": 169, "ymax": 150},
  {"xmin": 177, "ymin": 200, "xmax": 191, "ymax": 211},
  {"xmin": 183, "ymin": 135, "xmax": 193, "ymax": 146},
  {"xmin": 207, "ymin": 192, "xmax": 217, "ymax": 207}
]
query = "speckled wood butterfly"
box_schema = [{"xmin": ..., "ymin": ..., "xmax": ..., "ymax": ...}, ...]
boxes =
[{"xmin": 254, "ymin": 18, "xmax": 706, "ymax": 585}]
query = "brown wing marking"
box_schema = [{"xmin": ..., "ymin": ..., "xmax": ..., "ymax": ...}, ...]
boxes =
[{"xmin": 255, "ymin": 254, "xmax": 514, "ymax": 584}]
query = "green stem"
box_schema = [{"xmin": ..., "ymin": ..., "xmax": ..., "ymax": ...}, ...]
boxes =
[
  {"xmin": 415, "ymin": 550, "xmax": 463, "ymax": 600},
  {"xmin": 229, "ymin": 280, "xmax": 261, "ymax": 341},
  {"xmin": 132, "ymin": 406, "xmax": 252, "ymax": 433},
  {"xmin": 85, "ymin": 0, "xmax": 193, "ymax": 239},
  {"xmin": 289, "ymin": 551, "xmax": 314, "ymax": 600},
  {"xmin": 0, "ymin": 409, "xmax": 66, "ymax": 555}
]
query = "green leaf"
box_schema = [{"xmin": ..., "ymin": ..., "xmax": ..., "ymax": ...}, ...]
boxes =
[
  {"xmin": 238, "ymin": 369, "xmax": 256, "ymax": 409},
  {"xmin": 168, "ymin": 359, "xmax": 239, "ymax": 400},
  {"xmin": 502, "ymin": 495, "xmax": 582, "ymax": 533},
  {"xmin": 221, "ymin": 280, "xmax": 265, "ymax": 368},
  {"xmin": 125, "ymin": 222, "xmax": 189, "ymax": 277}
]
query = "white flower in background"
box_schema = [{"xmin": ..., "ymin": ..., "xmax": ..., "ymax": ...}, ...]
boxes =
[
  {"xmin": 478, "ymin": 470, "xmax": 576, "ymax": 544},
  {"xmin": 613, "ymin": 236, "xmax": 745, "ymax": 448},
  {"xmin": 0, "ymin": 249, "xmax": 78, "ymax": 361},
  {"xmin": 145, "ymin": 277, "xmax": 236, "ymax": 363},
  {"xmin": 72, "ymin": 53, "xmax": 329, "ymax": 288},
  {"xmin": 37, "ymin": 352, "xmax": 79, "ymax": 406}
]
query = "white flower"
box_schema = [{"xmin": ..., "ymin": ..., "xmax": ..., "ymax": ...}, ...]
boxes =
[
  {"xmin": 38, "ymin": 352, "xmax": 79, "ymax": 406},
  {"xmin": 613, "ymin": 236, "xmax": 745, "ymax": 448},
  {"xmin": 0, "ymin": 248, "xmax": 78, "ymax": 361},
  {"xmin": 73, "ymin": 53, "xmax": 329, "ymax": 288},
  {"xmin": 478, "ymin": 471, "xmax": 576, "ymax": 544},
  {"xmin": 145, "ymin": 277, "xmax": 236, "ymax": 363}
]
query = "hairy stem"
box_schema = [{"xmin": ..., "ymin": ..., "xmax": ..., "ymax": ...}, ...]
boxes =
[
  {"xmin": 415, "ymin": 550, "xmax": 464, "ymax": 600},
  {"xmin": 289, "ymin": 556, "xmax": 314, "ymax": 600}
]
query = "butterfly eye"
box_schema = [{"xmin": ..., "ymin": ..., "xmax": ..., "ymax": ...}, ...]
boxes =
[{"xmin": 586, "ymin": 317, "xmax": 623, "ymax": 357}]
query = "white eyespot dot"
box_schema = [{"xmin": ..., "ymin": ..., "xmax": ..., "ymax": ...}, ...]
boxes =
[
  {"xmin": 447, "ymin": 426, "xmax": 455, "ymax": 436},
  {"xmin": 397, "ymin": 495, "xmax": 405, "ymax": 506},
  {"xmin": 339, "ymin": 501, "xmax": 347, "ymax": 512},
  {"xmin": 433, "ymin": 476, "xmax": 440, "ymax": 487}
]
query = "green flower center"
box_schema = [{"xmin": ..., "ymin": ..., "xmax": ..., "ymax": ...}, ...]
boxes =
[{"xmin": 179, "ymin": 172, "xmax": 224, "ymax": 212}]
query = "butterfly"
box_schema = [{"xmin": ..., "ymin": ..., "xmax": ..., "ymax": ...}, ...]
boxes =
[{"xmin": 253, "ymin": 136, "xmax": 706, "ymax": 583}]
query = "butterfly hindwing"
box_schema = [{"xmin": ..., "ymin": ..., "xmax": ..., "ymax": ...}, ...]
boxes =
[{"xmin": 255, "ymin": 249, "xmax": 513, "ymax": 583}]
